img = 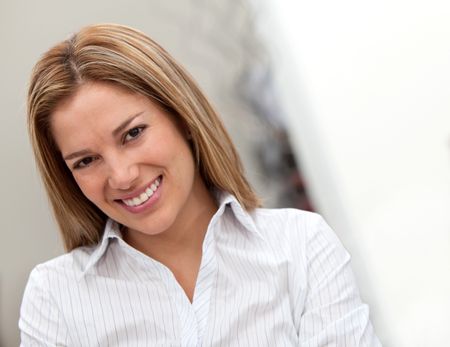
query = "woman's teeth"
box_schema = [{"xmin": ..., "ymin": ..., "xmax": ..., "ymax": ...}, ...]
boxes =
[{"xmin": 123, "ymin": 178, "xmax": 160, "ymax": 207}]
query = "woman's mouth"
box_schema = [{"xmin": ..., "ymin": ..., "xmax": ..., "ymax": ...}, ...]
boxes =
[
  {"xmin": 119, "ymin": 176, "xmax": 162, "ymax": 209},
  {"xmin": 122, "ymin": 177, "xmax": 161, "ymax": 207}
]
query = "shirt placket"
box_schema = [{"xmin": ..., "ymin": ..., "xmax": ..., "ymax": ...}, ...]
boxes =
[
  {"xmin": 191, "ymin": 221, "xmax": 218, "ymax": 345},
  {"xmin": 166, "ymin": 219, "xmax": 219, "ymax": 347},
  {"xmin": 162, "ymin": 265, "xmax": 199, "ymax": 346}
]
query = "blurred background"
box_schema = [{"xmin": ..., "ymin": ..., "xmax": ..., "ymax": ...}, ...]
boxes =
[{"xmin": 1, "ymin": 0, "xmax": 449, "ymax": 346}]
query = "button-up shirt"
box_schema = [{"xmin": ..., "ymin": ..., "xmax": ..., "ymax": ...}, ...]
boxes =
[{"xmin": 19, "ymin": 193, "xmax": 381, "ymax": 346}]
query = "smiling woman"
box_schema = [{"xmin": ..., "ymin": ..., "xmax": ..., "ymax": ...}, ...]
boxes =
[{"xmin": 21, "ymin": 23, "xmax": 381, "ymax": 346}]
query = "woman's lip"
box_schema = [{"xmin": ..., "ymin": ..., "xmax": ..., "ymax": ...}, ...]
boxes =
[
  {"xmin": 115, "ymin": 175, "xmax": 162, "ymax": 201},
  {"xmin": 117, "ymin": 177, "xmax": 162, "ymax": 214}
]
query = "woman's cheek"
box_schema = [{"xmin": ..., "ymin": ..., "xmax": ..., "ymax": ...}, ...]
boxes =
[{"xmin": 74, "ymin": 176, "xmax": 99, "ymax": 200}]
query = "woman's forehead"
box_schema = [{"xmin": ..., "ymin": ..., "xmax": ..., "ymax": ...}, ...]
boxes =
[{"xmin": 50, "ymin": 83, "xmax": 153, "ymax": 149}]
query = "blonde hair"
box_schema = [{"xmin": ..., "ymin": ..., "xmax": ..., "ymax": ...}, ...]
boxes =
[{"xmin": 28, "ymin": 23, "xmax": 260, "ymax": 251}]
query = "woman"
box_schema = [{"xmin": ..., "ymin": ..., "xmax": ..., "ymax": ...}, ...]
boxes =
[{"xmin": 20, "ymin": 23, "xmax": 381, "ymax": 346}]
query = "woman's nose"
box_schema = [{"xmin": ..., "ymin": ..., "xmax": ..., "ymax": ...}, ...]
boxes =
[{"xmin": 107, "ymin": 159, "xmax": 139, "ymax": 190}]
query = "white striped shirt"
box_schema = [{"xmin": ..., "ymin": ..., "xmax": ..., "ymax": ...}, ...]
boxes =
[{"xmin": 19, "ymin": 192, "xmax": 381, "ymax": 346}]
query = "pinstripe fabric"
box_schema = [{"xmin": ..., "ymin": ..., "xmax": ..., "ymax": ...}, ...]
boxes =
[{"xmin": 19, "ymin": 193, "xmax": 381, "ymax": 346}]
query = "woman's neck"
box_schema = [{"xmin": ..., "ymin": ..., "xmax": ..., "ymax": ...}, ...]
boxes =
[{"xmin": 122, "ymin": 176, "xmax": 218, "ymax": 264}]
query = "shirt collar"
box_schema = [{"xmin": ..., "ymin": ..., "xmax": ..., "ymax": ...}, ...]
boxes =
[
  {"xmin": 214, "ymin": 191, "xmax": 260, "ymax": 235},
  {"xmin": 80, "ymin": 218, "xmax": 122, "ymax": 278},
  {"xmin": 81, "ymin": 191, "xmax": 260, "ymax": 277}
]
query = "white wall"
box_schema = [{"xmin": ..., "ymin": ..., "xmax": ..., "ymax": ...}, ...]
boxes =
[{"xmin": 256, "ymin": 1, "xmax": 450, "ymax": 346}]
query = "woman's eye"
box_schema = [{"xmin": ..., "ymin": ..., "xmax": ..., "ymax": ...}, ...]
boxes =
[
  {"xmin": 74, "ymin": 156, "xmax": 96, "ymax": 169},
  {"xmin": 124, "ymin": 126, "xmax": 145, "ymax": 143}
]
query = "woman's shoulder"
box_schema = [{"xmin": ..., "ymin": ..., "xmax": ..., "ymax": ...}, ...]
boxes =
[
  {"xmin": 252, "ymin": 206, "xmax": 322, "ymax": 223},
  {"xmin": 249, "ymin": 207, "xmax": 345, "ymax": 259},
  {"xmin": 19, "ymin": 246, "xmax": 98, "ymax": 344},
  {"xmin": 20, "ymin": 245, "xmax": 99, "ymax": 323},
  {"xmin": 251, "ymin": 207, "xmax": 325, "ymax": 239},
  {"xmin": 26, "ymin": 244, "xmax": 98, "ymax": 284}
]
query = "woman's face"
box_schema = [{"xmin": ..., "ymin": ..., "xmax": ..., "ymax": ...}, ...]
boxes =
[{"xmin": 51, "ymin": 82, "xmax": 203, "ymax": 237}]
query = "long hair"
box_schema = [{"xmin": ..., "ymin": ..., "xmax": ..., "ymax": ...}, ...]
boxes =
[{"xmin": 28, "ymin": 23, "xmax": 260, "ymax": 251}]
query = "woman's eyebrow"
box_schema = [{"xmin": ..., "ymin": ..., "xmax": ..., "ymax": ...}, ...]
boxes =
[
  {"xmin": 112, "ymin": 112, "xmax": 144, "ymax": 137},
  {"xmin": 63, "ymin": 149, "xmax": 92, "ymax": 161},
  {"xmin": 63, "ymin": 112, "xmax": 145, "ymax": 161}
]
